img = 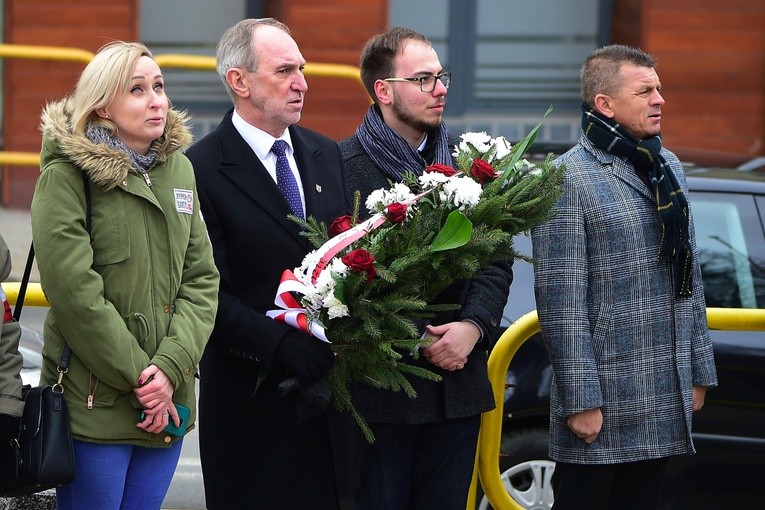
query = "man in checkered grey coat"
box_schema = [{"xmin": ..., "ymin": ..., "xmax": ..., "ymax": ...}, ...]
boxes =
[{"xmin": 531, "ymin": 44, "xmax": 717, "ymax": 510}]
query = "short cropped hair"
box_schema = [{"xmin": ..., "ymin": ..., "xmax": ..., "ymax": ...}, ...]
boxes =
[
  {"xmin": 580, "ymin": 44, "xmax": 657, "ymax": 108},
  {"xmin": 70, "ymin": 41, "xmax": 154, "ymax": 136},
  {"xmin": 359, "ymin": 27, "xmax": 431, "ymax": 102},
  {"xmin": 215, "ymin": 17, "xmax": 291, "ymax": 102}
]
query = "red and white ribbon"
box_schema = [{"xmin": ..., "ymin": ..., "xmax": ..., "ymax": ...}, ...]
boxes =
[
  {"xmin": 266, "ymin": 269, "xmax": 329, "ymax": 342},
  {"xmin": 267, "ymin": 187, "xmax": 435, "ymax": 340}
]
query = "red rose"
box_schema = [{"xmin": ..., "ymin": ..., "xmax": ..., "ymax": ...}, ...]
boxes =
[
  {"xmin": 426, "ymin": 163, "xmax": 458, "ymax": 177},
  {"xmin": 328, "ymin": 215, "xmax": 355, "ymax": 237},
  {"xmin": 385, "ymin": 202, "xmax": 408, "ymax": 223},
  {"xmin": 341, "ymin": 249, "xmax": 377, "ymax": 282},
  {"xmin": 470, "ymin": 158, "xmax": 499, "ymax": 184}
]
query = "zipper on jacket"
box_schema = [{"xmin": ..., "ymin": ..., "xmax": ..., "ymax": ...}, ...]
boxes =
[
  {"xmin": 140, "ymin": 171, "xmax": 153, "ymax": 187},
  {"xmin": 87, "ymin": 372, "xmax": 99, "ymax": 410}
]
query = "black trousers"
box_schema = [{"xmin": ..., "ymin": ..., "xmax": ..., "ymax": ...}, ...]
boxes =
[{"xmin": 551, "ymin": 457, "xmax": 670, "ymax": 510}]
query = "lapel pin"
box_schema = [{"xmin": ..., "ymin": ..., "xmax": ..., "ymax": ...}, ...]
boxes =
[{"xmin": 316, "ymin": 184, "xmax": 322, "ymax": 193}]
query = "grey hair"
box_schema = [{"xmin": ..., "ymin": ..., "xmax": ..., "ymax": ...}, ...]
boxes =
[{"xmin": 215, "ymin": 18, "xmax": 291, "ymax": 102}]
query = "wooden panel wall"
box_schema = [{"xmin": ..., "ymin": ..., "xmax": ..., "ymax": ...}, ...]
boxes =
[
  {"xmin": 2, "ymin": 0, "xmax": 139, "ymax": 208},
  {"xmin": 612, "ymin": 0, "xmax": 765, "ymax": 165},
  {"xmin": 268, "ymin": 0, "xmax": 385, "ymax": 140}
]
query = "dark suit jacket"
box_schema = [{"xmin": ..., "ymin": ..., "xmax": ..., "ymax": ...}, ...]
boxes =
[
  {"xmin": 338, "ymin": 135, "xmax": 514, "ymax": 424},
  {"xmin": 188, "ymin": 109, "xmax": 356, "ymax": 509}
]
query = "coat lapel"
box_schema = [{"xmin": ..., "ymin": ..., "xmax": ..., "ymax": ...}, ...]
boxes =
[
  {"xmin": 214, "ymin": 114, "xmax": 308, "ymax": 246},
  {"xmin": 290, "ymin": 125, "xmax": 327, "ymax": 221},
  {"xmin": 582, "ymin": 137, "xmax": 654, "ymax": 202}
]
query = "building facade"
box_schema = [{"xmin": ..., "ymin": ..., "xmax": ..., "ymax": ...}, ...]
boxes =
[{"xmin": 2, "ymin": 0, "xmax": 763, "ymax": 207}]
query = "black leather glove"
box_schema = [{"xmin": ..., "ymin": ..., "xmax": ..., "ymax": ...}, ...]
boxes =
[{"xmin": 274, "ymin": 330, "xmax": 334, "ymax": 387}]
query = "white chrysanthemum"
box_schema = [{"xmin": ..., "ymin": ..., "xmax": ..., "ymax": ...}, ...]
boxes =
[
  {"xmin": 366, "ymin": 183, "xmax": 416, "ymax": 214},
  {"xmin": 419, "ymin": 171, "xmax": 452, "ymax": 190},
  {"xmin": 455, "ymin": 131, "xmax": 492, "ymax": 156},
  {"xmin": 440, "ymin": 176, "xmax": 482, "ymax": 209},
  {"xmin": 493, "ymin": 136, "xmax": 513, "ymax": 159},
  {"xmin": 390, "ymin": 182, "xmax": 415, "ymax": 202},
  {"xmin": 366, "ymin": 188, "xmax": 388, "ymax": 214},
  {"xmin": 325, "ymin": 293, "xmax": 349, "ymax": 319},
  {"xmin": 295, "ymin": 249, "xmax": 322, "ymax": 283}
]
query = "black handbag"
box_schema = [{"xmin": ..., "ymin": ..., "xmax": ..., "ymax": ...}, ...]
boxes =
[{"xmin": 0, "ymin": 243, "xmax": 75, "ymax": 497}]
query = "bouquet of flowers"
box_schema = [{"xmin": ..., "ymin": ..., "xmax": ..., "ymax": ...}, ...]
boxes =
[{"xmin": 268, "ymin": 109, "xmax": 566, "ymax": 440}]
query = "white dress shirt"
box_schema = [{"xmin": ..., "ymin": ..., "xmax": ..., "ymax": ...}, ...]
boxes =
[{"xmin": 231, "ymin": 110, "xmax": 306, "ymax": 212}]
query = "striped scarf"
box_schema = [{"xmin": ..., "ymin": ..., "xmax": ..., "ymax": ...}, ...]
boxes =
[
  {"xmin": 356, "ymin": 105, "xmax": 453, "ymax": 181},
  {"xmin": 582, "ymin": 103, "xmax": 693, "ymax": 297}
]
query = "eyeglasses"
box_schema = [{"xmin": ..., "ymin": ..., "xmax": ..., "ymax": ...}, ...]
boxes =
[{"xmin": 383, "ymin": 72, "xmax": 451, "ymax": 92}]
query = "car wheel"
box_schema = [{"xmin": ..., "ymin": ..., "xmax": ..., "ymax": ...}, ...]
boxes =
[{"xmin": 478, "ymin": 427, "xmax": 555, "ymax": 510}]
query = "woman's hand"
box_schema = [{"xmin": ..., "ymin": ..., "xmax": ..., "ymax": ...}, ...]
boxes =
[{"xmin": 134, "ymin": 365, "xmax": 180, "ymax": 433}]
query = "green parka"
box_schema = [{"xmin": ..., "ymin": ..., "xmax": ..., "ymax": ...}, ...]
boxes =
[{"xmin": 30, "ymin": 98, "xmax": 219, "ymax": 447}]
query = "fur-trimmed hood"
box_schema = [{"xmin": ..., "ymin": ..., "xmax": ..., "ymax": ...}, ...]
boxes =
[{"xmin": 39, "ymin": 97, "xmax": 193, "ymax": 189}]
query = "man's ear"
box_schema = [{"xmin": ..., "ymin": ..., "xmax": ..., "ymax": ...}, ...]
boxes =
[
  {"xmin": 593, "ymin": 94, "xmax": 614, "ymax": 118},
  {"xmin": 374, "ymin": 79, "xmax": 393, "ymax": 106},
  {"xmin": 226, "ymin": 68, "xmax": 250, "ymax": 99}
]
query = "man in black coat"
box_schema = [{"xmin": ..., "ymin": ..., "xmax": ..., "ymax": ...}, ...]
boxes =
[
  {"xmin": 187, "ymin": 18, "xmax": 356, "ymax": 510},
  {"xmin": 338, "ymin": 27, "xmax": 513, "ymax": 510}
]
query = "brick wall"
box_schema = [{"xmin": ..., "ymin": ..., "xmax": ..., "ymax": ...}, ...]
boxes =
[
  {"xmin": 2, "ymin": 0, "xmax": 139, "ymax": 208},
  {"xmin": 612, "ymin": 0, "xmax": 765, "ymax": 164},
  {"xmin": 269, "ymin": 0, "xmax": 384, "ymax": 140}
]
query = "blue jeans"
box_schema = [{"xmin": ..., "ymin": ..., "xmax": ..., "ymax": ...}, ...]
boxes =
[
  {"xmin": 355, "ymin": 415, "xmax": 481, "ymax": 510},
  {"xmin": 56, "ymin": 438, "xmax": 183, "ymax": 510}
]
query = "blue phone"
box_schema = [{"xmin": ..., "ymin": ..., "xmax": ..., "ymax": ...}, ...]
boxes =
[{"xmin": 140, "ymin": 403, "xmax": 190, "ymax": 437}]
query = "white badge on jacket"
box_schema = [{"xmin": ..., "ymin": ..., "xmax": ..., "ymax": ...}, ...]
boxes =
[{"xmin": 174, "ymin": 189, "xmax": 194, "ymax": 215}]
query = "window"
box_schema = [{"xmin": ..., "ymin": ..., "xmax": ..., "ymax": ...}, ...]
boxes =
[{"xmin": 692, "ymin": 192, "xmax": 765, "ymax": 309}]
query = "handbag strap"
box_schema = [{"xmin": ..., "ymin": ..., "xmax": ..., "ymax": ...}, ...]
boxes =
[{"xmin": 11, "ymin": 242, "xmax": 35, "ymax": 322}]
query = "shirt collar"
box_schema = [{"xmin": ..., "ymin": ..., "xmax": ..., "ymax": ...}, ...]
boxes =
[{"xmin": 231, "ymin": 109, "xmax": 294, "ymax": 159}]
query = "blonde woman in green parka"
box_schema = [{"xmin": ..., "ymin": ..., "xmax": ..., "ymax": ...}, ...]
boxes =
[{"xmin": 30, "ymin": 41, "xmax": 219, "ymax": 510}]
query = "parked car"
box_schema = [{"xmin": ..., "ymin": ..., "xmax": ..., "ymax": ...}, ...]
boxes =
[{"xmin": 481, "ymin": 164, "xmax": 765, "ymax": 509}]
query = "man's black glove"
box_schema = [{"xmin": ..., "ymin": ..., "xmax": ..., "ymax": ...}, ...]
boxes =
[{"xmin": 274, "ymin": 330, "xmax": 334, "ymax": 387}]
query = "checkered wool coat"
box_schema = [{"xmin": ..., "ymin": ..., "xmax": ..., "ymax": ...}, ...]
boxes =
[{"xmin": 531, "ymin": 136, "xmax": 718, "ymax": 464}]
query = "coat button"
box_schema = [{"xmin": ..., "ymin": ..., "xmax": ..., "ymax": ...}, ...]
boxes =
[
  {"xmin": 164, "ymin": 436, "xmax": 172, "ymax": 443},
  {"xmin": 490, "ymin": 317, "xmax": 498, "ymax": 326},
  {"xmin": 163, "ymin": 305, "xmax": 172, "ymax": 313},
  {"xmin": 122, "ymin": 180, "xmax": 129, "ymax": 187}
]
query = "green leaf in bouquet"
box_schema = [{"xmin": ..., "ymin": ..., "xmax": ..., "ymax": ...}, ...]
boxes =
[
  {"xmin": 430, "ymin": 210, "xmax": 473, "ymax": 252},
  {"xmin": 498, "ymin": 104, "xmax": 553, "ymax": 184}
]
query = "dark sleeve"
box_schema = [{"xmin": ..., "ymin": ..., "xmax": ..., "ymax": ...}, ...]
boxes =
[{"xmin": 460, "ymin": 257, "xmax": 514, "ymax": 348}]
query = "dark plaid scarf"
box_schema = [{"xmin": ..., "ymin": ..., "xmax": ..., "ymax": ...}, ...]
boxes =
[
  {"xmin": 356, "ymin": 105, "xmax": 452, "ymax": 181},
  {"xmin": 581, "ymin": 103, "xmax": 693, "ymax": 297}
]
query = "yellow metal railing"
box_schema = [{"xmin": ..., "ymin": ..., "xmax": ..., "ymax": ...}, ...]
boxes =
[
  {"xmin": 3, "ymin": 282, "xmax": 48, "ymax": 307},
  {"xmin": 471, "ymin": 307, "xmax": 765, "ymax": 509},
  {"xmin": 0, "ymin": 43, "xmax": 366, "ymax": 170},
  {"xmin": 6, "ymin": 277, "xmax": 763, "ymax": 509}
]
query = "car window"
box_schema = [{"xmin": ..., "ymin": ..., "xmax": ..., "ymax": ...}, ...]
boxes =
[{"xmin": 691, "ymin": 192, "xmax": 765, "ymax": 308}]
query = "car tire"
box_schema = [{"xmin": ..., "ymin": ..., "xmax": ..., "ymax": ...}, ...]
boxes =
[{"xmin": 478, "ymin": 427, "xmax": 555, "ymax": 510}]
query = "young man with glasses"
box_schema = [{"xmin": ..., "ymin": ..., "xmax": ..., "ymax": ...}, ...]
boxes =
[{"xmin": 339, "ymin": 27, "xmax": 513, "ymax": 510}]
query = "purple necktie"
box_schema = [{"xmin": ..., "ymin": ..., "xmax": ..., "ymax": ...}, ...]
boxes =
[{"xmin": 271, "ymin": 140, "xmax": 305, "ymax": 219}]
